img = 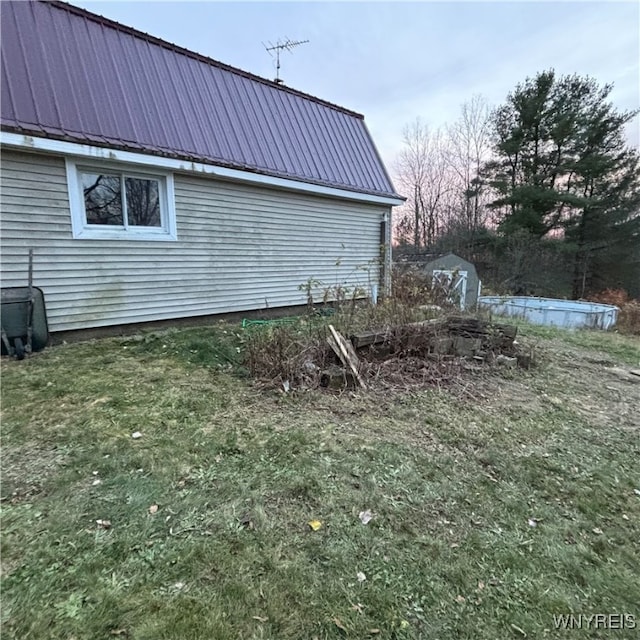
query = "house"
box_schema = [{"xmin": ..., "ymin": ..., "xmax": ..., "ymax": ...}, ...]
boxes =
[
  {"xmin": 0, "ymin": 0, "xmax": 403, "ymax": 334},
  {"xmin": 422, "ymin": 253, "xmax": 481, "ymax": 310}
]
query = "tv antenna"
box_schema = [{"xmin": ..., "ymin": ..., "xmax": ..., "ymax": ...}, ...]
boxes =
[{"xmin": 264, "ymin": 38, "xmax": 309, "ymax": 84}]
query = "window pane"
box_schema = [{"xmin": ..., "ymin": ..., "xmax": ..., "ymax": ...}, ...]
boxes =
[
  {"xmin": 125, "ymin": 177, "xmax": 161, "ymax": 227},
  {"xmin": 82, "ymin": 173, "xmax": 123, "ymax": 225}
]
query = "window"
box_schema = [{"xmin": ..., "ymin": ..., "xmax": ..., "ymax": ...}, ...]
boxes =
[{"xmin": 66, "ymin": 159, "xmax": 177, "ymax": 240}]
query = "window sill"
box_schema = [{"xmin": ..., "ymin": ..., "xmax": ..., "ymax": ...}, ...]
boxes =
[{"xmin": 72, "ymin": 228, "xmax": 178, "ymax": 241}]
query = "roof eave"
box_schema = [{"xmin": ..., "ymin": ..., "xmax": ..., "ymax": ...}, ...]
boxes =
[{"xmin": 0, "ymin": 128, "xmax": 405, "ymax": 205}]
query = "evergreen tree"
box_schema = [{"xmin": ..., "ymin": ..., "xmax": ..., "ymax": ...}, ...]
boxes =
[{"xmin": 484, "ymin": 70, "xmax": 640, "ymax": 297}]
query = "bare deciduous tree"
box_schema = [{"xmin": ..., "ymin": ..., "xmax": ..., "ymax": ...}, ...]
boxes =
[
  {"xmin": 445, "ymin": 95, "xmax": 492, "ymax": 240},
  {"xmin": 395, "ymin": 118, "xmax": 451, "ymax": 248}
]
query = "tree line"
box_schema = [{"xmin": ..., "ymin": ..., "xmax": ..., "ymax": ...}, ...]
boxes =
[{"xmin": 394, "ymin": 70, "xmax": 640, "ymax": 299}]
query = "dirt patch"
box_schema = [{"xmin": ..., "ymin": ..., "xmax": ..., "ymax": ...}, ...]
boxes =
[
  {"xmin": 270, "ymin": 331, "xmax": 639, "ymax": 454},
  {"xmin": 468, "ymin": 374, "xmax": 548, "ymax": 416},
  {"xmin": 0, "ymin": 443, "xmax": 68, "ymax": 503},
  {"xmin": 534, "ymin": 339, "xmax": 640, "ymax": 431}
]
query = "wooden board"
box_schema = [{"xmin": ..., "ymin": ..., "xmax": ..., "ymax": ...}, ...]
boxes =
[
  {"xmin": 327, "ymin": 325, "xmax": 366, "ymax": 389},
  {"xmin": 351, "ymin": 319, "xmax": 445, "ymax": 349},
  {"xmin": 350, "ymin": 330, "xmax": 388, "ymax": 349}
]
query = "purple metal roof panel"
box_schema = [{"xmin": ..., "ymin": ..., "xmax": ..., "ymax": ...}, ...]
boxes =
[{"xmin": 0, "ymin": 1, "xmax": 399, "ymax": 197}]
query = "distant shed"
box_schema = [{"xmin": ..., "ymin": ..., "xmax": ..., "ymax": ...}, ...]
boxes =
[{"xmin": 422, "ymin": 253, "xmax": 480, "ymax": 310}]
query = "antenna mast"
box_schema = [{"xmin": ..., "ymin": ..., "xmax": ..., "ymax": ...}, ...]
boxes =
[{"xmin": 264, "ymin": 38, "xmax": 309, "ymax": 84}]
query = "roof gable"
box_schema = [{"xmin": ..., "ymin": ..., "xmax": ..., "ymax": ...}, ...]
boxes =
[{"xmin": 1, "ymin": 0, "xmax": 398, "ymax": 198}]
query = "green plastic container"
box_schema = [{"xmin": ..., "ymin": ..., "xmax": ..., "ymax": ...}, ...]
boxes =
[{"xmin": 1, "ymin": 286, "xmax": 49, "ymax": 357}]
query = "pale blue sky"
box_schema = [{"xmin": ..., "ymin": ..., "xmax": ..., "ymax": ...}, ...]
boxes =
[{"xmin": 75, "ymin": 1, "xmax": 640, "ymax": 169}]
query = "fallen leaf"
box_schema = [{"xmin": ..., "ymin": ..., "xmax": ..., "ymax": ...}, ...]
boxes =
[
  {"xmin": 90, "ymin": 396, "xmax": 111, "ymax": 407},
  {"xmin": 368, "ymin": 630, "xmax": 380, "ymax": 635},
  {"xmin": 148, "ymin": 504, "xmax": 158, "ymax": 514},
  {"xmin": 282, "ymin": 380, "xmax": 290, "ymax": 393},
  {"xmin": 131, "ymin": 432, "xmax": 142, "ymax": 439},
  {"xmin": 96, "ymin": 519, "xmax": 111, "ymax": 529},
  {"xmin": 477, "ymin": 581, "xmax": 485, "ymax": 590},
  {"xmin": 92, "ymin": 479, "xmax": 102, "ymax": 486},
  {"xmin": 333, "ymin": 617, "xmax": 347, "ymax": 631},
  {"xmin": 252, "ymin": 616, "xmax": 268, "ymax": 622},
  {"xmin": 455, "ymin": 595, "xmax": 466, "ymax": 603},
  {"xmin": 634, "ymin": 489, "xmax": 640, "ymax": 496},
  {"xmin": 359, "ymin": 509, "xmax": 373, "ymax": 525},
  {"xmin": 450, "ymin": 542, "xmax": 459, "ymax": 548},
  {"xmin": 110, "ymin": 630, "xmax": 127, "ymax": 636},
  {"xmin": 528, "ymin": 518, "xmax": 537, "ymax": 528},
  {"xmin": 308, "ymin": 519, "xmax": 322, "ymax": 531},
  {"xmin": 592, "ymin": 527, "xmax": 603, "ymax": 535},
  {"xmin": 172, "ymin": 582, "xmax": 185, "ymax": 590},
  {"xmin": 356, "ymin": 571, "xmax": 366, "ymax": 582},
  {"xmin": 622, "ymin": 514, "xmax": 629, "ymax": 521}
]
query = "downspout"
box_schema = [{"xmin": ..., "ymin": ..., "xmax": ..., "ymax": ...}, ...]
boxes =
[{"xmin": 380, "ymin": 210, "xmax": 392, "ymax": 298}]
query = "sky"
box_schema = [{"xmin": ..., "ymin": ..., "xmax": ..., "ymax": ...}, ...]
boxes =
[{"xmin": 74, "ymin": 0, "xmax": 640, "ymax": 172}]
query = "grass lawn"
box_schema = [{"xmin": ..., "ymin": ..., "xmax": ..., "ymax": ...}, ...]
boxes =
[{"xmin": 1, "ymin": 321, "xmax": 639, "ymax": 639}]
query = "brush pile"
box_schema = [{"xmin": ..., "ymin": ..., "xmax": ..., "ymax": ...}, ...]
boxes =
[{"xmin": 245, "ymin": 314, "xmax": 532, "ymax": 392}]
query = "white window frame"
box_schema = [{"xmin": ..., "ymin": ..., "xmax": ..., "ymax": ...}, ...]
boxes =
[{"xmin": 66, "ymin": 158, "xmax": 177, "ymax": 241}]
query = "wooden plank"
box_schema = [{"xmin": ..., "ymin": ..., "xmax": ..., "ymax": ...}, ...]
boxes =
[
  {"xmin": 327, "ymin": 334, "xmax": 347, "ymax": 368},
  {"xmin": 328, "ymin": 325, "xmax": 366, "ymax": 389},
  {"xmin": 351, "ymin": 318, "xmax": 445, "ymax": 349},
  {"xmin": 343, "ymin": 332, "xmax": 362, "ymax": 366},
  {"xmin": 350, "ymin": 329, "xmax": 388, "ymax": 348}
]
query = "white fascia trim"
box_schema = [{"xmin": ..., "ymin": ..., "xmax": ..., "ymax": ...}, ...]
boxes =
[{"xmin": 1, "ymin": 131, "xmax": 405, "ymax": 206}]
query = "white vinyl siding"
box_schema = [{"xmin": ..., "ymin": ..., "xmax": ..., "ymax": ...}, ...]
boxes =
[{"xmin": 0, "ymin": 150, "xmax": 388, "ymax": 332}]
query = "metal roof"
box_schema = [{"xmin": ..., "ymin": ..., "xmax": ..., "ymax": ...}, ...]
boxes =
[{"xmin": 1, "ymin": 1, "xmax": 399, "ymax": 198}]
